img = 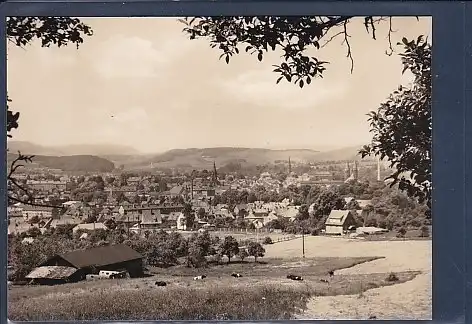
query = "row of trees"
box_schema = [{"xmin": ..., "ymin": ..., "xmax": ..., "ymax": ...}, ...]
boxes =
[{"xmin": 8, "ymin": 226, "xmax": 266, "ymax": 282}]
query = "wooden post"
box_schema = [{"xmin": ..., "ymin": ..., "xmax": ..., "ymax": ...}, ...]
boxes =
[{"xmin": 302, "ymin": 230, "xmax": 305, "ymax": 259}]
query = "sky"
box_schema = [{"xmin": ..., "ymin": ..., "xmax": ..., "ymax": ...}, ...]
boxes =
[{"xmin": 7, "ymin": 16, "xmax": 431, "ymax": 154}]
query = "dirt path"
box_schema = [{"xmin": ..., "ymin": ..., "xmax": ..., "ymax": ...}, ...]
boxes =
[{"xmin": 264, "ymin": 236, "xmax": 432, "ymax": 320}]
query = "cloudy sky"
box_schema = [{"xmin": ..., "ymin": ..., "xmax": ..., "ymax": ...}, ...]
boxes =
[{"xmin": 7, "ymin": 17, "xmax": 431, "ymax": 153}]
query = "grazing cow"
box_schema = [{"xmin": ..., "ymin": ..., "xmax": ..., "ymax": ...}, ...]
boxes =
[
  {"xmin": 231, "ymin": 273, "xmax": 243, "ymax": 278},
  {"xmin": 155, "ymin": 281, "xmax": 167, "ymax": 287},
  {"xmin": 320, "ymin": 279, "xmax": 329, "ymax": 283},
  {"xmin": 193, "ymin": 275, "xmax": 207, "ymax": 280},
  {"xmin": 287, "ymin": 274, "xmax": 303, "ymax": 281},
  {"xmin": 368, "ymin": 315, "xmax": 377, "ymax": 320},
  {"xmin": 328, "ymin": 270, "xmax": 334, "ymax": 277}
]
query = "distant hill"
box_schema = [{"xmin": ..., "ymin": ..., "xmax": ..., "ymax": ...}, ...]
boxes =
[
  {"xmin": 126, "ymin": 146, "xmax": 372, "ymax": 170},
  {"xmin": 7, "ymin": 153, "xmax": 115, "ymax": 172},
  {"xmin": 7, "ymin": 141, "xmax": 140, "ymax": 156},
  {"xmin": 308, "ymin": 145, "xmax": 366, "ymax": 162}
]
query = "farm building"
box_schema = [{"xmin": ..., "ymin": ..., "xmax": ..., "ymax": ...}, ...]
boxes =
[
  {"xmin": 325, "ymin": 210, "xmax": 358, "ymax": 235},
  {"xmin": 25, "ymin": 266, "xmax": 82, "ymax": 285},
  {"xmin": 26, "ymin": 244, "xmax": 144, "ymax": 285}
]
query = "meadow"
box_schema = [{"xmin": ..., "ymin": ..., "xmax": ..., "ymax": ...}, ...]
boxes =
[{"xmin": 8, "ymin": 254, "xmax": 418, "ymax": 321}]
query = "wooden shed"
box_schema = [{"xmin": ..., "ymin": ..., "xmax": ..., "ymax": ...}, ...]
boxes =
[
  {"xmin": 324, "ymin": 210, "xmax": 357, "ymax": 235},
  {"xmin": 29, "ymin": 244, "xmax": 144, "ymax": 284}
]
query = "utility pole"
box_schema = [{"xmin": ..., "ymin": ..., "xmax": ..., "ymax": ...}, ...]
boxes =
[{"xmin": 302, "ymin": 228, "xmax": 305, "ymax": 259}]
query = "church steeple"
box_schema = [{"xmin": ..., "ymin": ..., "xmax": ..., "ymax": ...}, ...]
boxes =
[
  {"xmin": 353, "ymin": 161, "xmax": 359, "ymax": 180},
  {"xmin": 288, "ymin": 157, "xmax": 292, "ymax": 174},
  {"xmin": 345, "ymin": 162, "xmax": 351, "ymax": 179},
  {"xmin": 212, "ymin": 161, "xmax": 219, "ymax": 186}
]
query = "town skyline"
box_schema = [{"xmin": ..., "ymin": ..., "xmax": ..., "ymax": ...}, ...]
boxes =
[{"xmin": 7, "ymin": 17, "xmax": 431, "ymax": 153}]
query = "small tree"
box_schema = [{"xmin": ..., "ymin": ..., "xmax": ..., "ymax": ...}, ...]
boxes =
[
  {"xmin": 238, "ymin": 248, "xmax": 249, "ymax": 261},
  {"xmin": 28, "ymin": 215, "xmax": 40, "ymax": 224},
  {"xmin": 219, "ymin": 236, "xmax": 239, "ymax": 264},
  {"xmin": 247, "ymin": 241, "xmax": 265, "ymax": 262},
  {"xmin": 396, "ymin": 227, "xmax": 407, "ymax": 238},
  {"xmin": 419, "ymin": 225, "xmax": 430, "ymax": 238},
  {"xmin": 25, "ymin": 226, "xmax": 41, "ymax": 238}
]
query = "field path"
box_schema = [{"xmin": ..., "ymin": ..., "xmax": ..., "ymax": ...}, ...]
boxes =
[{"xmin": 264, "ymin": 236, "xmax": 432, "ymax": 320}]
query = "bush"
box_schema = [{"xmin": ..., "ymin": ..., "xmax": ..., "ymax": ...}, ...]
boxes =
[
  {"xmin": 385, "ymin": 272, "xmax": 399, "ymax": 282},
  {"xmin": 263, "ymin": 237, "xmax": 273, "ymax": 245},
  {"xmin": 419, "ymin": 225, "xmax": 430, "ymax": 238},
  {"xmin": 396, "ymin": 227, "xmax": 407, "ymax": 238},
  {"xmin": 238, "ymin": 249, "xmax": 249, "ymax": 261}
]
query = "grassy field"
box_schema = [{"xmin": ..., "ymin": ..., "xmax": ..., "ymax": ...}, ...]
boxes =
[
  {"xmin": 8, "ymin": 256, "xmax": 418, "ymax": 321},
  {"xmin": 265, "ymin": 236, "xmax": 432, "ymax": 320}
]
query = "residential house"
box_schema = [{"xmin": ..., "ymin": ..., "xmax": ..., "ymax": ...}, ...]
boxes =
[
  {"xmin": 324, "ymin": 210, "xmax": 358, "ymax": 235},
  {"xmin": 22, "ymin": 206, "xmax": 54, "ymax": 220},
  {"xmin": 176, "ymin": 212, "xmax": 187, "ymax": 230},
  {"xmin": 233, "ymin": 204, "xmax": 249, "ymax": 217},
  {"xmin": 72, "ymin": 223, "xmax": 108, "ymax": 234}
]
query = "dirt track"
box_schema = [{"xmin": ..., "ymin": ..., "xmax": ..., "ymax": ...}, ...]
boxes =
[{"xmin": 264, "ymin": 236, "xmax": 432, "ymax": 320}]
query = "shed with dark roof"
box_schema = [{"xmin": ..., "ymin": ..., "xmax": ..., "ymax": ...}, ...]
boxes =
[
  {"xmin": 39, "ymin": 244, "xmax": 144, "ymax": 278},
  {"xmin": 325, "ymin": 210, "xmax": 357, "ymax": 235}
]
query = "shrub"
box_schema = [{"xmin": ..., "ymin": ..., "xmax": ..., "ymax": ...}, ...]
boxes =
[
  {"xmin": 419, "ymin": 225, "xmax": 430, "ymax": 238},
  {"xmin": 263, "ymin": 237, "xmax": 273, "ymax": 245},
  {"xmin": 396, "ymin": 227, "xmax": 407, "ymax": 238},
  {"xmin": 238, "ymin": 249, "xmax": 249, "ymax": 261},
  {"xmin": 385, "ymin": 272, "xmax": 399, "ymax": 282}
]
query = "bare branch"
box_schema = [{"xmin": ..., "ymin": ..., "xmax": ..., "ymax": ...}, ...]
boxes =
[
  {"xmin": 320, "ymin": 31, "xmax": 344, "ymax": 49},
  {"xmin": 385, "ymin": 17, "xmax": 396, "ymax": 56},
  {"xmin": 342, "ymin": 20, "xmax": 354, "ymax": 74},
  {"xmin": 8, "ymin": 195, "xmax": 64, "ymax": 209}
]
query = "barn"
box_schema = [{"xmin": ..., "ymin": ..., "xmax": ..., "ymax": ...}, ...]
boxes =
[
  {"xmin": 324, "ymin": 210, "xmax": 358, "ymax": 235},
  {"xmin": 26, "ymin": 244, "xmax": 144, "ymax": 285}
]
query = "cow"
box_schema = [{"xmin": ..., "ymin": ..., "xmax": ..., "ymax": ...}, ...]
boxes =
[
  {"xmin": 155, "ymin": 281, "xmax": 167, "ymax": 287},
  {"xmin": 287, "ymin": 274, "xmax": 303, "ymax": 281},
  {"xmin": 320, "ymin": 279, "xmax": 329, "ymax": 283},
  {"xmin": 231, "ymin": 273, "xmax": 243, "ymax": 278},
  {"xmin": 368, "ymin": 315, "xmax": 377, "ymax": 320},
  {"xmin": 328, "ymin": 270, "xmax": 335, "ymax": 277},
  {"xmin": 193, "ymin": 275, "xmax": 207, "ymax": 280}
]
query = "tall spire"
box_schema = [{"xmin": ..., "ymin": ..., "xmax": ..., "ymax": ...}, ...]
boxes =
[
  {"xmin": 213, "ymin": 161, "xmax": 219, "ymax": 185},
  {"xmin": 288, "ymin": 157, "xmax": 292, "ymax": 174},
  {"xmin": 345, "ymin": 162, "xmax": 351, "ymax": 179},
  {"xmin": 354, "ymin": 161, "xmax": 359, "ymax": 180}
]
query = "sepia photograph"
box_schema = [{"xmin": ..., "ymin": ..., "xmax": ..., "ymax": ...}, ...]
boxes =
[{"xmin": 6, "ymin": 16, "xmax": 432, "ymax": 320}]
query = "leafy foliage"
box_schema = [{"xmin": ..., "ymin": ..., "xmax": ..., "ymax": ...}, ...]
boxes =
[
  {"xmin": 219, "ymin": 236, "xmax": 240, "ymax": 263},
  {"xmin": 360, "ymin": 36, "xmax": 431, "ymax": 214},
  {"xmin": 181, "ymin": 16, "xmax": 394, "ymax": 87},
  {"xmin": 247, "ymin": 241, "xmax": 265, "ymax": 262},
  {"xmin": 238, "ymin": 248, "xmax": 249, "ymax": 261}
]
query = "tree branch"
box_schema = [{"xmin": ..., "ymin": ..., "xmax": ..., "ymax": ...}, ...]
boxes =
[
  {"xmin": 342, "ymin": 20, "xmax": 354, "ymax": 73},
  {"xmin": 385, "ymin": 17, "xmax": 396, "ymax": 56}
]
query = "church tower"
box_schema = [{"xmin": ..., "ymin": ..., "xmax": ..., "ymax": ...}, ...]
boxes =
[
  {"xmin": 212, "ymin": 161, "xmax": 219, "ymax": 186},
  {"xmin": 345, "ymin": 162, "xmax": 351, "ymax": 179},
  {"xmin": 288, "ymin": 157, "xmax": 292, "ymax": 174},
  {"xmin": 353, "ymin": 161, "xmax": 359, "ymax": 180}
]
